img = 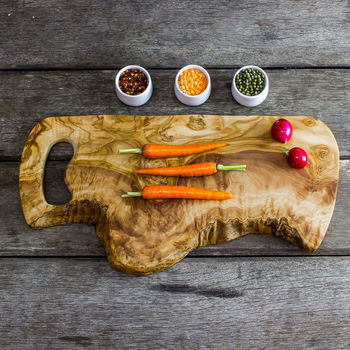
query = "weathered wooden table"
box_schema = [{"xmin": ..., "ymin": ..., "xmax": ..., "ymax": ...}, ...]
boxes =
[{"xmin": 1, "ymin": 1, "xmax": 350, "ymax": 349}]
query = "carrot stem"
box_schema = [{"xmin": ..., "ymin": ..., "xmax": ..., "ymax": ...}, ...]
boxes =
[
  {"xmin": 121, "ymin": 192, "xmax": 142, "ymax": 198},
  {"xmin": 217, "ymin": 164, "xmax": 246, "ymax": 171},
  {"xmin": 118, "ymin": 148, "xmax": 142, "ymax": 155}
]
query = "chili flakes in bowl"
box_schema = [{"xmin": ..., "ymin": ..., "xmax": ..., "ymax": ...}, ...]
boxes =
[{"xmin": 118, "ymin": 68, "xmax": 148, "ymax": 95}]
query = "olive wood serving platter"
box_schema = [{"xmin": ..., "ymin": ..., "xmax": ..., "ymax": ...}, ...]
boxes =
[{"xmin": 19, "ymin": 115, "xmax": 339, "ymax": 275}]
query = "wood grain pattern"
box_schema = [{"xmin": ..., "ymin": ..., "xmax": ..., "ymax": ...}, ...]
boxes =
[
  {"xmin": 1, "ymin": 0, "xmax": 349, "ymax": 346},
  {"xmin": 2, "ymin": 160, "xmax": 350, "ymax": 256},
  {"xmin": 1, "ymin": 69, "xmax": 350, "ymax": 159},
  {"xmin": 1, "ymin": 0, "xmax": 349, "ymax": 69},
  {"xmin": 19, "ymin": 115, "xmax": 339, "ymax": 274},
  {"xmin": 1, "ymin": 257, "xmax": 350, "ymax": 350}
]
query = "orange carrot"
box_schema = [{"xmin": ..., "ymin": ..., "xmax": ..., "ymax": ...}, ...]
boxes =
[
  {"xmin": 118, "ymin": 142, "xmax": 227, "ymax": 159},
  {"xmin": 134, "ymin": 162, "xmax": 246, "ymax": 177},
  {"xmin": 121, "ymin": 186, "xmax": 232, "ymax": 200}
]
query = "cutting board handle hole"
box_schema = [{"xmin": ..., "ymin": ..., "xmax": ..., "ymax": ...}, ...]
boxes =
[{"xmin": 44, "ymin": 142, "xmax": 73, "ymax": 205}]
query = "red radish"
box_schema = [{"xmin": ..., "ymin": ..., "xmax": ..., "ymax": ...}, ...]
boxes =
[
  {"xmin": 284, "ymin": 147, "xmax": 308, "ymax": 169},
  {"xmin": 271, "ymin": 119, "xmax": 293, "ymax": 144}
]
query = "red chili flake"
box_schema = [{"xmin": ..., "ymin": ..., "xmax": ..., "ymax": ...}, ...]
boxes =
[{"xmin": 118, "ymin": 69, "xmax": 148, "ymax": 95}]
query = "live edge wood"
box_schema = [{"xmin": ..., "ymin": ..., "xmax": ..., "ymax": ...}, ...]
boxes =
[{"xmin": 19, "ymin": 115, "xmax": 339, "ymax": 275}]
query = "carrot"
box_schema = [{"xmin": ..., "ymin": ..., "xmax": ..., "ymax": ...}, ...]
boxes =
[
  {"xmin": 118, "ymin": 142, "xmax": 227, "ymax": 159},
  {"xmin": 134, "ymin": 162, "xmax": 246, "ymax": 177},
  {"xmin": 121, "ymin": 186, "xmax": 232, "ymax": 200}
]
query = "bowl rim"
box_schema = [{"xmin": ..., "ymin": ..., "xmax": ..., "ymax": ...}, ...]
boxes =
[
  {"xmin": 232, "ymin": 65, "xmax": 268, "ymax": 99},
  {"xmin": 175, "ymin": 64, "xmax": 211, "ymax": 99},
  {"xmin": 115, "ymin": 65, "xmax": 152, "ymax": 98}
]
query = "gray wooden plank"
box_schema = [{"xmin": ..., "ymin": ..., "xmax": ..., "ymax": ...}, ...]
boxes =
[
  {"xmin": 0, "ymin": 161, "xmax": 103, "ymax": 256},
  {"xmin": 1, "ymin": 0, "xmax": 350, "ymax": 69},
  {"xmin": 0, "ymin": 69, "xmax": 349, "ymax": 159},
  {"xmin": 0, "ymin": 257, "xmax": 349, "ymax": 350},
  {"xmin": 0, "ymin": 160, "xmax": 349, "ymax": 256}
]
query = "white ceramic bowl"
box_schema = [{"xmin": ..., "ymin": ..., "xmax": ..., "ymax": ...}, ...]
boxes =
[
  {"xmin": 232, "ymin": 65, "xmax": 269, "ymax": 107},
  {"xmin": 174, "ymin": 65, "xmax": 211, "ymax": 106},
  {"xmin": 115, "ymin": 65, "xmax": 152, "ymax": 107}
]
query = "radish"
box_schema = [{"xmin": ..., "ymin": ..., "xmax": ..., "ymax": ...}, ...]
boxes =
[
  {"xmin": 284, "ymin": 147, "xmax": 308, "ymax": 169},
  {"xmin": 271, "ymin": 119, "xmax": 293, "ymax": 143}
]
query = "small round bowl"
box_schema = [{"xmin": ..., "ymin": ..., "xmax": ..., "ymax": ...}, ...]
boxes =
[
  {"xmin": 174, "ymin": 65, "xmax": 211, "ymax": 106},
  {"xmin": 115, "ymin": 65, "xmax": 152, "ymax": 107},
  {"xmin": 232, "ymin": 65, "xmax": 269, "ymax": 107}
]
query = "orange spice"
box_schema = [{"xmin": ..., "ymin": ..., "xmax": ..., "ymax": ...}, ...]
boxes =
[{"xmin": 178, "ymin": 69, "xmax": 207, "ymax": 96}]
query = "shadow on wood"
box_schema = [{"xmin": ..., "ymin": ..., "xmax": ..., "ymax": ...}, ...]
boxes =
[
  {"xmin": 19, "ymin": 115, "xmax": 339, "ymax": 275},
  {"xmin": 44, "ymin": 142, "xmax": 73, "ymax": 205}
]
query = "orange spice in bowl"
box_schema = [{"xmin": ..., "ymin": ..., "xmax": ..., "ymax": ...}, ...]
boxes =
[{"xmin": 177, "ymin": 68, "xmax": 207, "ymax": 96}]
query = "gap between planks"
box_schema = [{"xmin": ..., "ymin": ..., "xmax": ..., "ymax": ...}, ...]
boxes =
[
  {"xmin": 1, "ymin": 66, "xmax": 350, "ymax": 73},
  {"xmin": 1, "ymin": 255, "xmax": 350, "ymax": 259}
]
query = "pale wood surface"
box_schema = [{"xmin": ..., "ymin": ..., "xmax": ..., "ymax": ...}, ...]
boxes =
[
  {"xmin": 19, "ymin": 115, "xmax": 339, "ymax": 274},
  {"xmin": 0, "ymin": 69, "xmax": 350, "ymax": 159},
  {"xmin": 1, "ymin": 0, "xmax": 349, "ymax": 69},
  {"xmin": 2, "ymin": 159, "xmax": 349, "ymax": 256},
  {"xmin": 1, "ymin": 0, "xmax": 350, "ymax": 347},
  {"xmin": 0, "ymin": 257, "xmax": 350, "ymax": 350}
]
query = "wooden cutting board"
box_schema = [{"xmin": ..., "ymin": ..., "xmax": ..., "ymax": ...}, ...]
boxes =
[{"xmin": 19, "ymin": 115, "xmax": 339, "ymax": 275}]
